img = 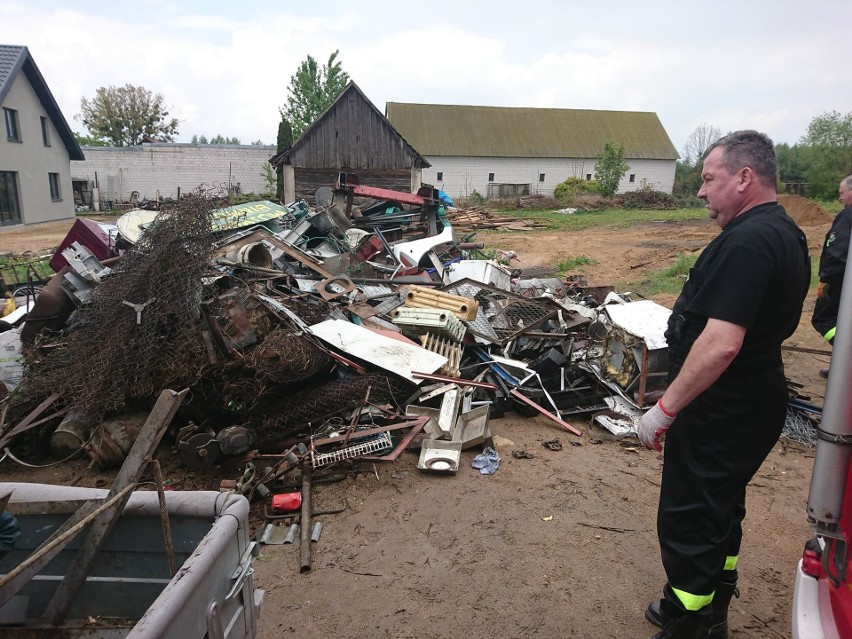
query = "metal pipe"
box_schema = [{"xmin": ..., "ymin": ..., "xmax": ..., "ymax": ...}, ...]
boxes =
[
  {"xmin": 299, "ymin": 463, "xmax": 312, "ymax": 573},
  {"xmin": 807, "ymin": 239, "xmax": 852, "ymax": 538}
]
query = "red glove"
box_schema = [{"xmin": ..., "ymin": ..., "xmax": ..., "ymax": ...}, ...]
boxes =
[{"xmin": 638, "ymin": 399, "xmax": 676, "ymax": 451}]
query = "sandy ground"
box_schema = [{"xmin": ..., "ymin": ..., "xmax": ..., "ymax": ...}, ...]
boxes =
[{"xmin": 0, "ymin": 210, "xmax": 833, "ymax": 639}]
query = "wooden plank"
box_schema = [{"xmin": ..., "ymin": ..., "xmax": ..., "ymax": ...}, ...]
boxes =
[{"xmin": 42, "ymin": 388, "xmax": 188, "ymax": 625}]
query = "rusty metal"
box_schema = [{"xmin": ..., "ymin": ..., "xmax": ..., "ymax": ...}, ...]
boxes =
[
  {"xmin": 509, "ymin": 389, "xmax": 582, "ymax": 436},
  {"xmin": 441, "ymin": 278, "xmax": 560, "ymax": 346},
  {"xmin": 299, "ymin": 463, "xmax": 312, "ymax": 573},
  {"xmin": 411, "ymin": 372, "xmax": 498, "ymax": 389},
  {"xmin": 0, "ymin": 391, "xmax": 60, "ymax": 449}
]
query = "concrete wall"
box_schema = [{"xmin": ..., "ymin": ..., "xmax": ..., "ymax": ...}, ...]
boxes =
[
  {"xmin": 71, "ymin": 143, "xmax": 277, "ymax": 204},
  {"xmin": 420, "ymin": 156, "xmax": 677, "ymax": 199},
  {"xmin": 0, "ymin": 72, "xmax": 75, "ymax": 225}
]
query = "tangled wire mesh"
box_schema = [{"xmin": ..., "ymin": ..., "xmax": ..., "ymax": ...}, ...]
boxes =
[{"xmin": 20, "ymin": 194, "xmax": 216, "ymax": 416}]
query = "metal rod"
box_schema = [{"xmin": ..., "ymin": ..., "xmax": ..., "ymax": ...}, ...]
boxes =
[{"xmin": 299, "ymin": 463, "xmax": 312, "ymax": 573}]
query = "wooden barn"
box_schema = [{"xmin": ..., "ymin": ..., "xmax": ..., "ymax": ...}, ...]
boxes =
[{"xmin": 270, "ymin": 82, "xmax": 429, "ymax": 204}]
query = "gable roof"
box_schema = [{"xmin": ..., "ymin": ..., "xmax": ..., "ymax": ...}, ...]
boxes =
[
  {"xmin": 273, "ymin": 82, "xmax": 429, "ymax": 169},
  {"xmin": 385, "ymin": 103, "xmax": 678, "ymax": 161},
  {"xmin": 0, "ymin": 44, "xmax": 84, "ymax": 161}
]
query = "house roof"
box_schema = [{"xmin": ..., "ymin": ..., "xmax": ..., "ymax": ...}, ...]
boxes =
[
  {"xmin": 385, "ymin": 103, "xmax": 679, "ymax": 161},
  {"xmin": 272, "ymin": 82, "xmax": 429, "ymax": 169},
  {"xmin": 0, "ymin": 44, "xmax": 84, "ymax": 161}
]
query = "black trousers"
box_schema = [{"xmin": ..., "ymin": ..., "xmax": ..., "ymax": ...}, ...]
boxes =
[
  {"xmin": 812, "ymin": 280, "xmax": 841, "ymax": 343},
  {"xmin": 657, "ymin": 382, "xmax": 787, "ymax": 601}
]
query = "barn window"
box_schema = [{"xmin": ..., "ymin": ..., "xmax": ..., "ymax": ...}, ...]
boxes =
[
  {"xmin": 539, "ymin": 173, "xmax": 545, "ymax": 182},
  {"xmin": 629, "ymin": 174, "xmax": 636, "ymax": 183},
  {"xmin": 586, "ymin": 174, "xmax": 592, "ymax": 181},
  {"xmin": 437, "ymin": 172, "xmax": 443, "ymax": 181},
  {"xmin": 488, "ymin": 172, "xmax": 495, "ymax": 182}
]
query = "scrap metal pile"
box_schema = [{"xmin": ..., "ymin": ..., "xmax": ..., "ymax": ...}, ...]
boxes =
[{"xmin": 0, "ymin": 176, "xmax": 674, "ymax": 482}]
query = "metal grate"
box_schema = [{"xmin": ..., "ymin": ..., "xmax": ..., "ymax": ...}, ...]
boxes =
[
  {"xmin": 311, "ymin": 431, "xmax": 393, "ymax": 467},
  {"xmin": 441, "ymin": 278, "xmax": 559, "ymax": 346}
]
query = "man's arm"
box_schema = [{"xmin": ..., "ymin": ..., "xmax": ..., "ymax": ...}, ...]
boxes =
[{"xmin": 660, "ymin": 318, "xmax": 746, "ymax": 414}]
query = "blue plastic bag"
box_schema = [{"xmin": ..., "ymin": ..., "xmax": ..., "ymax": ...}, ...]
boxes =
[{"xmin": 472, "ymin": 446, "xmax": 501, "ymax": 475}]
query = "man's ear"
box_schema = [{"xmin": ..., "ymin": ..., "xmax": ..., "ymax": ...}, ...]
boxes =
[{"xmin": 738, "ymin": 167, "xmax": 753, "ymax": 191}]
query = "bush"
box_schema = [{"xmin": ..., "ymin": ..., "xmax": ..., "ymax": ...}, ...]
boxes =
[
  {"xmin": 621, "ymin": 189, "xmax": 678, "ymax": 209},
  {"xmin": 554, "ymin": 176, "xmax": 600, "ymax": 200}
]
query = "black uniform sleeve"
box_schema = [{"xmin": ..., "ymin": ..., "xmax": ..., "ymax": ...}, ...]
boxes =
[{"xmin": 819, "ymin": 207, "xmax": 852, "ymax": 280}]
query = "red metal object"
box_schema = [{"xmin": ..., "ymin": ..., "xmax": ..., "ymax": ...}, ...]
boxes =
[
  {"xmin": 271, "ymin": 492, "xmax": 302, "ymax": 513},
  {"xmin": 412, "ymin": 372, "xmax": 498, "ymax": 389},
  {"xmin": 49, "ymin": 217, "xmax": 117, "ymax": 272},
  {"xmin": 509, "ymin": 389, "xmax": 582, "ymax": 436},
  {"xmin": 336, "ymin": 172, "xmax": 434, "ymax": 207}
]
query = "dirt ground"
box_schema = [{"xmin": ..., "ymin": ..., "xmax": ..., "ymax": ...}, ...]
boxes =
[{"xmin": 0, "ymin": 200, "xmax": 834, "ymax": 639}]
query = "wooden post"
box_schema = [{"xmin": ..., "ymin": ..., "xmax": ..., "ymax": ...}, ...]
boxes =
[
  {"xmin": 410, "ymin": 166, "xmax": 422, "ymax": 194},
  {"xmin": 283, "ymin": 164, "xmax": 296, "ymax": 204}
]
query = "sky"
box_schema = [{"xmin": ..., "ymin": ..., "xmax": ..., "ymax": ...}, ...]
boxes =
[{"xmin": 1, "ymin": 0, "xmax": 850, "ymax": 156}]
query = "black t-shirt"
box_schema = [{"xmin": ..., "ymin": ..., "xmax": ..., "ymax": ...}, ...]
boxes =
[{"xmin": 666, "ymin": 202, "xmax": 810, "ymax": 391}]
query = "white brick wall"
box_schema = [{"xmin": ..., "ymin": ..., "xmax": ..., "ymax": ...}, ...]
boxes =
[
  {"xmin": 421, "ymin": 156, "xmax": 676, "ymax": 199},
  {"xmin": 71, "ymin": 144, "xmax": 277, "ymax": 203}
]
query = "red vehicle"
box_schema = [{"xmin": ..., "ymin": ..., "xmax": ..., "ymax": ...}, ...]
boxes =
[{"xmin": 793, "ymin": 258, "xmax": 852, "ymax": 638}]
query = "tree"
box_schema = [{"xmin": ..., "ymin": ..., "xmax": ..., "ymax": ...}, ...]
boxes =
[
  {"xmin": 682, "ymin": 123, "xmax": 722, "ymax": 166},
  {"xmin": 77, "ymin": 84, "xmax": 179, "ymax": 146},
  {"xmin": 800, "ymin": 111, "xmax": 852, "ymax": 199},
  {"xmin": 594, "ymin": 141, "xmax": 629, "ymax": 197},
  {"xmin": 73, "ymin": 131, "xmax": 108, "ymax": 147},
  {"xmin": 209, "ymin": 134, "xmax": 241, "ymax": 144},
  {"xmin": 280, "ymin": 50, "xmax": 350, "ymax": 139}
]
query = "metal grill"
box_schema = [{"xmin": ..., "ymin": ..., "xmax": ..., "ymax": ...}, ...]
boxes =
[
  {"xmin": 441, "ymin": 278, "xmax": 559, "ymax": 346},
  {"xmin": 310, "ymin": 431, "xmax": 393, "ymax": 467},
  {"xmin": 21, "ymin": 194, "xmax": 215, "ymax": 416}
]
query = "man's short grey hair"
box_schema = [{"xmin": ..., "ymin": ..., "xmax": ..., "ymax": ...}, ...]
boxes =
[
  {"xmin": 703, "ymin": 130, "xmax": 777, "ymax": 188},
  {"xmin": 842, "ymin": 175, "xmax": 852, "ymax": 190}
]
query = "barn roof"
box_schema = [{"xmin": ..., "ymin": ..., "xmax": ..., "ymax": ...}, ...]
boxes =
[
  {"xmin": 385, "ymin": 103, "xmax": 678, "ymax": 160},
  {"xmin": 0, "ymin": 44, "xmax": 84, "ymax": 161}
]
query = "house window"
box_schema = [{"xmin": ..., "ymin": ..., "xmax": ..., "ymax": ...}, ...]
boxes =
[
  {"xmin": 49, "ymin": 173, "xmax": 61, "ymax": 201},
  {"xmin": 436, "ymin": 172, "xmax": 443, "ymax": 181},
  {"xmin": 539, "ymin": 173, "xmax": 546, "ymax": 182},
  {"xmin": 41, "ymin": 116, "xmax": 51, "ymax": 146},
  {"xmin": 586, "ymin": 174, "xmax": 592, "ymax": 181},
  {"xmin": 4, "ymin": 108, "xmax": 20, "ymax": 142},
  {"xmin": 0, "ymin": 171, "xmax": 21, "ymax": 226},
  {"xmin": 629, "ymin": 174, "xmax": 636, "ymax": 183},
  {"xmin": 488, "ymin": 172, "xmax": 495, "ymax": 182}
]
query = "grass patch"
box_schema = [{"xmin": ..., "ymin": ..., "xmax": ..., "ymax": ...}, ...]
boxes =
[
  {"xmin": 493, "ymin": 207, "xmax": 708, "ymax": 232},
  {"xmin": 637, "ymin": 252, "xmax": 698, "ymax": 297},
  {"xmin": 0, "ymin": 255, "xmax": 53, "ymax": 287},
  {"xmin": 556, "ymin": 256, "xmax": 597, "ymax": 273}
]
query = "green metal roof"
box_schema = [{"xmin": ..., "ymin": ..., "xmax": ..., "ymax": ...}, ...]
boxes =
[{"xmin": 385, "ymin": 103, "xmax": 678, "ymax": 160}]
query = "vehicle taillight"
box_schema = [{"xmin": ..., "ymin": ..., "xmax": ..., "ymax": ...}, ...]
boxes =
[{"xmin": 802, "ymin": 547, "xmax": 824, "ymax": 578}]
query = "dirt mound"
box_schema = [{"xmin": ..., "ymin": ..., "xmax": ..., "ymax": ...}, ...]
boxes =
[{"xmin": 778, "ymin": 194, "xmax": 833, "ymax": 226}]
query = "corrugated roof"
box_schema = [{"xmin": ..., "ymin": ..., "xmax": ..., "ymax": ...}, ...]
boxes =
[
  {"xmin": 0, "ymin": 44, "xmax": 84, "ymax": 161},
  {"xmin": 385, "ymin": 103, "xmax": 678, "ymax": 160}
]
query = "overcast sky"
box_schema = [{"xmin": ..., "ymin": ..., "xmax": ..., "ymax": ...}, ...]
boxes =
[{"xmin": 2, "ymin": 0, "xmax": 849, "ymax": 155}]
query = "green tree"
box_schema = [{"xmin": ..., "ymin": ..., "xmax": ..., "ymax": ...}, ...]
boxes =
[
  {"xmin": 73, "ymin": 131, "xmax": 109, "ymax": 147},
  {"xmin": 775, "ymin": 143, "xmax": 808, "ymax": 184},
  {"xmin": 280, "ymin": 50, "xmax": 350, "ymax": 139},
  {"xmin": 276, "ymin": 117, "xmax": 294, "ymax": 201},
  {"xmin": 209, "ymin": 134, "xmax": 241, "ymax": 144},
  {"xmin": 251, "ymin": 139, "xmax": 265, "ymax": 146},
  {"xmin": 800, "ymin": 111, "xmax": 852, "ymax": 199},
  {"xmin": 77, "ymin": 84, "xmax": 179, "ymax": 146},
  {"xmin": 594, "ymin": 140, "xmax": 629, "ymax": 197}
]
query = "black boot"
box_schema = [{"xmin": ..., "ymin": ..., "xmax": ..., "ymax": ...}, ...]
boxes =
[
  {"xmin": 646, "ymin": 574, "xmax": 739, "ymax": 638},
  {"xmin": 649, "ymin": 584, "xmax": 709, "ymax": 639},
  {"xmin": 703, "ymin": 571, "xmax": 739, "ymax": 639}
]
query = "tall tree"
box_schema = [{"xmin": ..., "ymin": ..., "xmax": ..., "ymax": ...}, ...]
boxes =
[
  {"xmin": 280, "ymin": 50, "xmax": 350, "ymax": 139},
  {"xmin": 77, "ymin": 84, "xmax": 179, "ymax": 146},
  {"xmin": 595, "ymin": 141, "xmax": 630, "ymax": 197},
  {"xmin": 800, "ymin": 110, "xmax": 852, "ymax": 199},
  {"xmin": 682, "ymin": 123, "xmax": 722, "ymax": 166}
]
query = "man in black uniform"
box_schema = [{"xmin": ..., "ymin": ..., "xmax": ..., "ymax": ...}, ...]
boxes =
[
  {"xmin": 637, "ymin": 130, "xmax": 810, "ymax": 639},
  {"xmin": 811, "ymin": 174, "xmax": 852, "ymax": 375}
]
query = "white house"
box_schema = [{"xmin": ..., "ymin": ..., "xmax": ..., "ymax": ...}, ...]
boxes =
[
  {"xmin": 0, "ymin": 44, "xmax": 84, "ymax": 226},
  {"xmin": 385, "ymin": 103, "xmax": 679, "ymax": 199}
]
